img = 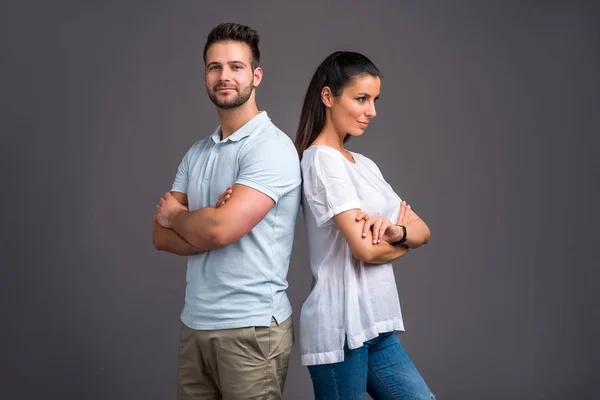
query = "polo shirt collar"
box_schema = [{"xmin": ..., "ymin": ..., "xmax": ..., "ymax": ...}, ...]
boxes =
[{"xmin": 210, "ymin": 111, "xmax": 270, "ymax": 143}]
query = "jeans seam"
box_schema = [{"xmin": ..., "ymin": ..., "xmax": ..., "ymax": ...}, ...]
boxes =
[
  {"xmin": 368, "ymin": 360, "xmax": 400, "ymax": 400},
  {"xmin": 332, "ymin": 365, "xmax": 340, "ymax": 400}
]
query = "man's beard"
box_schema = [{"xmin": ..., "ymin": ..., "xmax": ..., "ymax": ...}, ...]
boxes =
[{"xmin": 207, "ymin": 80, "xmax": 254, "ymax": 110}]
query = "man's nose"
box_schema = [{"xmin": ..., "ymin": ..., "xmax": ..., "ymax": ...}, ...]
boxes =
[{"xmin": 219, "ymin": 66, "xmax": 232, "ymax": 82}]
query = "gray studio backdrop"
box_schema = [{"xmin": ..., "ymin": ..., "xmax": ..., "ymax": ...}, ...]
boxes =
[{"xmin": 2, "ymin": 1, "xmax": 598, "ymax": 399}]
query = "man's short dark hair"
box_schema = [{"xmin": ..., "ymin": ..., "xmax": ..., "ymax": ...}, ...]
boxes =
[{"xmin": 203, "ymin": 23, "xmax": 260, "ymax": 69}]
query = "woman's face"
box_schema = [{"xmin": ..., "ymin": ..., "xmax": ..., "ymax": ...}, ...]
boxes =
[{"xmin": 326, "ymin": 74, "xmax": 380, "ymax": 137}]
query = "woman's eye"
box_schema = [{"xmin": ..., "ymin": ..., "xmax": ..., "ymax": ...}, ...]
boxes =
[{"xmin": 357, "ymin": 97, "xmax": 366, "ymax": 102}]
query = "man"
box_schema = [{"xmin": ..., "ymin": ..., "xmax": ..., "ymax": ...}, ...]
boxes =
[{"xmin": 152, "ymin": 23, "xmax": 301, "ymax": 400}]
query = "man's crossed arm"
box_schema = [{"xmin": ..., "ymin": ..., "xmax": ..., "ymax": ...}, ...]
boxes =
[{"xmin": 152, "ymin": 185, "xmax": 274, "ymax": 255}]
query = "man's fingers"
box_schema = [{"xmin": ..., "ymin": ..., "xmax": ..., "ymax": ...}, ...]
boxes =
[
  {"xmin": 219, "ymin": 188, "xmax": 233, "ymax": 200},
  {"xmin": 216, "ymin": 193, "xmax": 231, "ymax": 207}
]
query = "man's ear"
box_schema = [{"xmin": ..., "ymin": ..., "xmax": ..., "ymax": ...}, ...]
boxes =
[{"xmin": 252, "ymin": 66, "xmax": 263, "ymax": 88}]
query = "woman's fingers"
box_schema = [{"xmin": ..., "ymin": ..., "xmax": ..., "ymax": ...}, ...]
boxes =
[
  {"xmin": 398, "ymin": 201, "xmax": 407, "ymax": 224},
  {"xmin": 375, "ymin": 219, "xmax": 391, "ymax": 244},
  {"xmin": 355, "ymin": 211, "xmax": 369, "ymax": 222},
  {"xmin": 404, "ymin": 204, "xmax": 412, "ymax": 224},
  {"xmin": 361, "ymin": 216, "xmax": 394, "ymax": 244},
  {"xmin": 362, "ymin": 217, "xmax": 377, "ymax": 238},
  {"xmin": 360, "ymin": 214, "xmax": 400, "ymax": 244},
  {"xmin": 371, "ymin": 219, "xmax": 383, "ymax": 244},
  {"xmin": 382, "ymin": 220, "xmax": 394, "ymax": 243},
  {"xmin": 398, "ymin": 201, "xmax": 415, "ymax": 225}
]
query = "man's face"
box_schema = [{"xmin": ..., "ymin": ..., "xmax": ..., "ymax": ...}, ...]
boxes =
[{"xmin": 204, "ymin": 41, "xmax": 260, "ymax": 109}]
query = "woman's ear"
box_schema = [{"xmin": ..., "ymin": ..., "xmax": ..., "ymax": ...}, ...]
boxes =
[{"xmin": 321, "ymin": 86, "xmax": 334, "ymax": 108}]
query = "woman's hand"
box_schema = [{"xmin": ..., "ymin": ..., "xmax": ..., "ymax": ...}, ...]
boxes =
[
  {"xmin": 355, "ymin": 213, "xmax": 396, "ymax": 244},
  {"xmin": 396, "ymin": 200, "xmax": 413, "ymax": 226},
  {"xmin": 355, "ymin": 201, "xmax": 413, "ymax": 244},
  {"xmin": 396, "ymin": 200, "xmax": 431, "ymax": 248}
]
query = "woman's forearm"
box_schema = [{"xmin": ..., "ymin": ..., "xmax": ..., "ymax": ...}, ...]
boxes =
[
  {"xmin": 364, "ymin": 242, "xmax": 410, "ymax": 264},
  {"xmin": 402, "ymin": 218, "xmax": 431, "ymax": 249}
]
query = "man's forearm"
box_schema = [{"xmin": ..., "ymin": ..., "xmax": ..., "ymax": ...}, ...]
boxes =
[
  {"xmin": 170, "ymin": 207, "xmax": 223, "ymax": 250},
  {"xmin": 153, "ymin": 222, "xmax": 204, "ymax": 256}
]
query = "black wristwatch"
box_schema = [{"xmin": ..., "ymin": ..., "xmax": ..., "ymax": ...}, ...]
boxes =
[{"xmin": 395, "ymin": 225, "xmax": 407, "ymax": 244}]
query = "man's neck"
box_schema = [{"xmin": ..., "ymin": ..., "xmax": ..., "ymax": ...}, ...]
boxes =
[{"xmin": 216, "ymin": 102, "xmax": 260, "ymax": 139}]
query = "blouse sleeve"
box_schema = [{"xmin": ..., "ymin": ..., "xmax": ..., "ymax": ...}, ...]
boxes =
[
  {"xmin": 302, "ymin": 149, "xmax": 361, "ymax": 227},
  {"xmin": 357, "ymin": 153, "xmax": 403, "ymax": 202}
]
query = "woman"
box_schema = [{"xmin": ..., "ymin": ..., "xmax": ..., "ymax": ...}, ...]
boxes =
[{"xmin": 294, "ymin": 51, "xmax": 434, "ymax": 400}]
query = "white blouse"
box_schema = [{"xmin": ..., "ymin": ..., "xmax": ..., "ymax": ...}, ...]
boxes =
[{"xmin": 299, "ymin": 145, "xmax": 405, "ymax": 366}]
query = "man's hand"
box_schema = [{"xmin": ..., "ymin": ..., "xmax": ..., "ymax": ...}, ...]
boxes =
[
  {"xmin": 154, "ymin": 192, "xmax": 188, "ymax": 228},
  {"xmin": 216, "ymin": 185, "xmax": 233, "ymax": 208}
]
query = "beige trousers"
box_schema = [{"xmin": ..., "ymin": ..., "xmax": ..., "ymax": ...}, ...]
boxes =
[{"xmin": 177, "ymin": 317, "xmax": 294, "ymax": 400}]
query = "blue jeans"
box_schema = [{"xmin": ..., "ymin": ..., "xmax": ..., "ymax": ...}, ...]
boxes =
[{"xmin": 308, "ymin": 332, "xmax": 435, "ymax": 400}]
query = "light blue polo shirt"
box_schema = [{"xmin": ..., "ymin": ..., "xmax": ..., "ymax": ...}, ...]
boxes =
[{"xmin": 171, "ymin": 111, "xmax": 301, "ymax": 330}]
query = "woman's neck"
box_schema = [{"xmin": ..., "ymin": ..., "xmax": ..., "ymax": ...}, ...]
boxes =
[
  {"xmin": 312, "ymin": 123, "xmax": 355, "ymax": 163},
  {"xmin": 312, "ymin": 120, "xmax": 345, "ymax": 151}
]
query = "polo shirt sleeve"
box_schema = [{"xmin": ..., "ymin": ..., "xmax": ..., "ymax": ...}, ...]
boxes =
[
  {"xmin": 303, "ymin": 149, "xmax": 361, "ymax": 227},
  {"xmin": 235, "ymin": 136, "xmax": 301, "ymax": 203},
  {"xmin": 170, "ymin": 145, "xmax": 194, "ymax": 194}
]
